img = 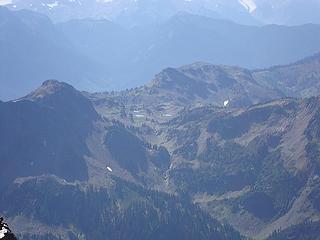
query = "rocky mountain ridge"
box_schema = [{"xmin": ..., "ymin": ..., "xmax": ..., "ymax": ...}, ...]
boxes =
[
  {"xmin": 2, "ymin": 53, "xmax": 320, "ymax": 239},
  {"xmin": 0, "ymin": 80, "xmax": 245, "ymax": 240}
]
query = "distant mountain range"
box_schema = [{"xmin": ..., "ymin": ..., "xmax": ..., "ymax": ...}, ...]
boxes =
[
  {"xmin": 2, "ymin": 6, "xmax": 320, "ymax": 100},
  {"xmin": 59, "ymin": 13, "xmax": 320, "ymax": 88},
  {"xmin": 0, "ymin": 7, "xmax": 111, "ymax": 101},
  {"xmin": 1, "ymin": 49, "xmax": 320, "ymax": 239},
  {"xmin": 2, "ymin": 0, "xmax": 320, "ymax": 26},
  {"xmin": 0, "ymin": 0, "xmax": 263, "ymax": 25}
]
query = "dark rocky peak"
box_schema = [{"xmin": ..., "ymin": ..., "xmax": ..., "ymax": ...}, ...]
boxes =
[
  {"xmin": 24, "ymin": 80, "xmax": 98, "ymax": 123},
  {"xmin": 151, "ymin": 67, "xmax": 193, "ymax": 88},
  {"xmin": 25, "ymin": 79, "xmax": 79, "ymax": 101},
  {"xmin": 0, "ymin": 81, "xmax": 93, "ymax": 187}
]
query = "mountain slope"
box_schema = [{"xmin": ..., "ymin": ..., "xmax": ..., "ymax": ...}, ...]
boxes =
[
  {"xmin": 2, "ymin": 55, "xmax": 320, "ymax": 239},
  {"xmin": 1, "ymin": 175, "xmax": 243, "ymax": 240},
  {"xmin": 0, "ymin": 81, "xmax": 244, "ymax": 240},
  {"xmin": 152, "ymin": 97, "xmax": 320, "ymax": 238},
  {"xmin": 90, "ymin": 51, "xmax": 320, "ymax": 128},
  {"xmin": 267, "ymin": 221, "xmax": 320, "ymax": 240},
  {"xmin": 254, "ymin": 52, "xmax": 320, "ymax": 98},
  {"xmin": 89, "ymin": 59, "xmax": 320, "ymax": 238},
  {"xmin": 0, "ymin": 80, "xmax": 99, "ymax": 190},
  {"xmin": 0, "ymin": 79, "xmax": 174, "ymax": 189}
]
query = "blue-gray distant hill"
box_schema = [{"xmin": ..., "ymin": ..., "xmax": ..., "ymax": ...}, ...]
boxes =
[
  {"xmin": 58, "ymin": 13, "xmax": 320, "ymax": 89},
  {"xmin": 0, "ymin": 7, "xmax": 109, "ymax": 101},
  {"xmin": 2, "ymin": 7, "xmax": 320, "ymax": 100}
]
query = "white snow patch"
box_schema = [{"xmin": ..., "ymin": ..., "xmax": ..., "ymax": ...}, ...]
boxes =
[
  {"xmin": 47, "ymin": 1, "xmax": 59, "ymax": 8},
  {"xmin": 12, "ymin": 99, "xmax": 22, "ymax": 103},
  {"xmin": 0, "ymin": 0, "xmax": 12, "ymax": 6},
  {"xmin": 223, "ymin": 100, "xmax": 229, "ymax": 107},
  {"xmin": 134, "ymin": 114, "xmax": 145, "ymax": 118},
  {"xmin": 238, "ymin": 0, "xmax": 257, "ymax": 13},
  {"xmin": 0, "ymin": 227, "xmax": 8, "ymax": 239}
]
